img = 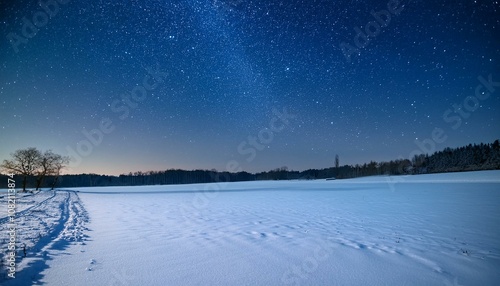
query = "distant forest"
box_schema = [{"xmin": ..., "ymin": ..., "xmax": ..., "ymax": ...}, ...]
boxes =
[{"xmin": 1, "ymin": 140, "xmax": 499, "ymax": 189}]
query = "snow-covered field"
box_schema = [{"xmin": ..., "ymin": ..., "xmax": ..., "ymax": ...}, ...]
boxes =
[{"xmin": 1, "ymin": 170, "xmax": 500, "ymax": 285}]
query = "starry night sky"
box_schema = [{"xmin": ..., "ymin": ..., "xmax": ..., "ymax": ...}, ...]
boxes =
[{"xmin": 1, "ymin": 0, "xmax": 499, "ymax": 175}]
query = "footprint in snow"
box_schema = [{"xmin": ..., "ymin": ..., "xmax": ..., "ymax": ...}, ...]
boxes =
[{"xmin": 86, "ymin": 259, "xmax": 96, "ymax": 271}]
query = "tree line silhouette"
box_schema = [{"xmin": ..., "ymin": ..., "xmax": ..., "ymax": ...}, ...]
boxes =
[{"xmin": 1, "ymin": 140, "xmax": 499, "ymax": 189}]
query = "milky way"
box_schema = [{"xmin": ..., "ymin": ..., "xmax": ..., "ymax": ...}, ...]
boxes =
[{"xmin": 1, "ymin": 0, "xmax": 499, "ymax": 175}]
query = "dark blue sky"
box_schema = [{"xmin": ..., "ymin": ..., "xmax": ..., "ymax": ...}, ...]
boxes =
[{"xmin": 1, "ymin": 0, "xmax": 499, "ymax": 175}]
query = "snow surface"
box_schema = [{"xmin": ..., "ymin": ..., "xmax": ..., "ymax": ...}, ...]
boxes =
[{"xmin": 1, "ymin": 170, "xmax": 500, "ymax": 285}]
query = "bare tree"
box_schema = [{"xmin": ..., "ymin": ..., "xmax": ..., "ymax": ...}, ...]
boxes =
[
  {"xmin": 35, "ymin": 150, "xmax": 62, "ymax": 191},
  {"xmin": 50, "ymin": 154, "xmax": 70, "ymax": 190},
  {"xmin": 335, "ymin": 154, "xmax": 340, "ymax": 169},
  {"xmin": 1, "ymin": 147, "xmax": 42, "ymax": 192},
  {"xmin": 36, "ymin": 150, "xmax": 52, "ymax": 190},
  {"xmin": 2, "ymin": 148, "xmax": 69, "ymax": 191}
]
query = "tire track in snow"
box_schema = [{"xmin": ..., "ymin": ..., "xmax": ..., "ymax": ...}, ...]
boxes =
[
  {"xmin": 0, "ymin": 191, "xmax": 89, "ymax": 284},
  {"xmin": 0, "ymin": 191, "xmax": 57, "ymax": 224}
]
